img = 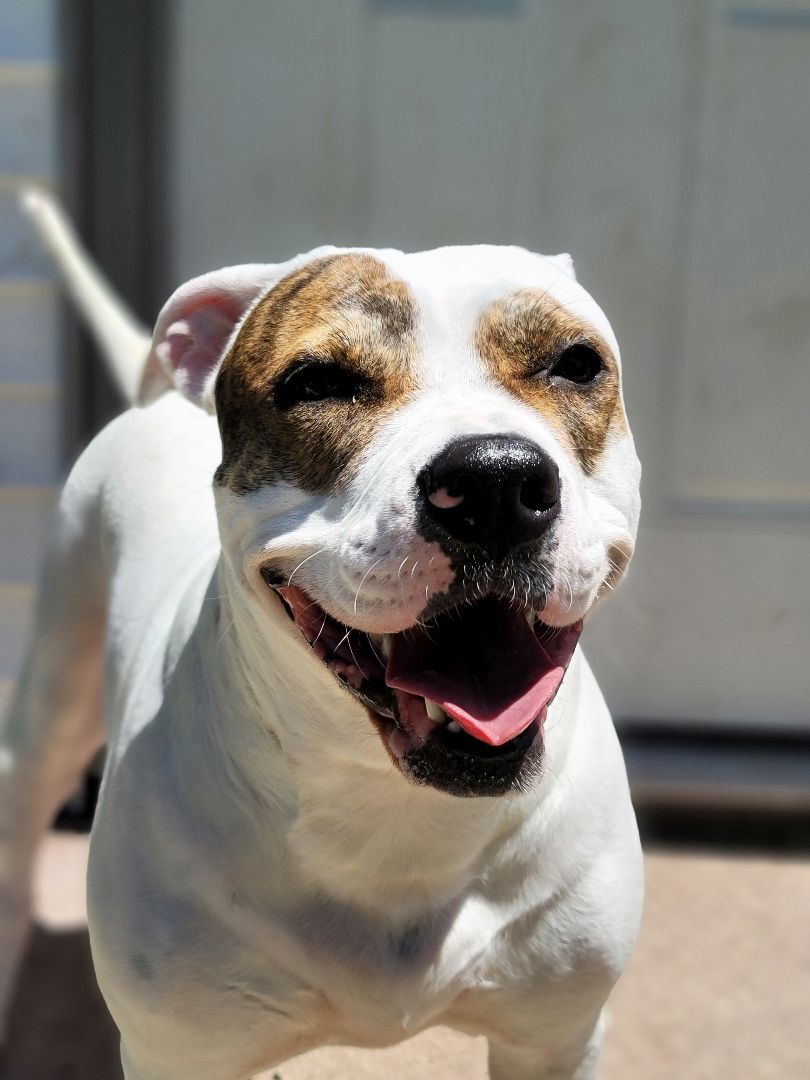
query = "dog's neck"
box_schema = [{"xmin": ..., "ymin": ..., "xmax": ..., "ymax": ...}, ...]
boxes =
[{"xmin": 168, "ymin": 558, "xmax": 570, "ymax": 923}]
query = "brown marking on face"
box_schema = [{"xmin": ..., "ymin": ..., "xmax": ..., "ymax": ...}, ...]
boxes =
[
  {"xmin": 214, "ymin": 254, "xmax": 418, "ymax": 494},
  {"xmin": 475, "ymin": 289, "xmax": 626, "ymax": 473}
]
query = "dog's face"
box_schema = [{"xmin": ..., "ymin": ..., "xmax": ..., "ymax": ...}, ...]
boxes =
[{"xmin": 147, "ymin": 245, "xmax": 640, "ymax": 797}]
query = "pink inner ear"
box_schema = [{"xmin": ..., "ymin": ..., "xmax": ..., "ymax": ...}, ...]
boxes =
[{"xmin": 154, "ymin": 287, "xmax": 255, "ymax": 403}]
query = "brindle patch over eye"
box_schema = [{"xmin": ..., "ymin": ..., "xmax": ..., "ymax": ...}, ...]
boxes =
[
  {"xmin": 214, "ymin": 254, "xmax": 418, "ymax": 495},
  {"xmin": 475, "ymin": 289, "xmax": 625, "ymax": 473},
  {"xmin": 273, "ymin": 357, "xmax": 374, "ymax": 411}
]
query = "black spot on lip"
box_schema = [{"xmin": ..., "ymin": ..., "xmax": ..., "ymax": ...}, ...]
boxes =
[
  {"xmin": 260, "ymin": 565, "xmax": 286, "ymax": 588},
  {"xmin": 403, "ymin": 720, "xmax": 543, "ymax": 798}
]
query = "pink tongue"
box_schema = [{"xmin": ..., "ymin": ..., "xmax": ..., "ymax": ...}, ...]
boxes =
[{"xmin": 386, "ymin": 599, "xmax": 581, "ymax": 747}]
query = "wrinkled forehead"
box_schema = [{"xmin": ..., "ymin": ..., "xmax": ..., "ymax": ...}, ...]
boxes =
[{"xmin": 238, "ymin": 245, "xmax": 620, "ymax": 362}]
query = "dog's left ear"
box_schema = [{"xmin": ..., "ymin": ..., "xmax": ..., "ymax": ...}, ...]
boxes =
[
  {"xmin": 139, "ymin": 265, "xmax": 277, "ymax": 410},
  {"xmin": 545, "ymin": 253, "xmax": 576, "ymax": 280}
]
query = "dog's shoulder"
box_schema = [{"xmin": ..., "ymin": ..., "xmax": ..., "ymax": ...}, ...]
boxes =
[{"xmin": 64, "ymin": 391, "xmax": 220, "ymax": 551}]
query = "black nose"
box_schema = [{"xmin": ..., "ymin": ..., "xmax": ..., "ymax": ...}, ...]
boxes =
[{"xmin": 418, "ymin": 435, "xmax": 560, "ymax": 558}]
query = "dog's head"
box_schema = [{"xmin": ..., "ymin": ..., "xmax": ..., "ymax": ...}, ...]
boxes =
[{"xmin": 146, "ymin": 246, "xmax": 640, "ymax": 798}]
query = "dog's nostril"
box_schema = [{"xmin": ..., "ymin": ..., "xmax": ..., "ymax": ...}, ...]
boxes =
[{"xmin": 520, "ymin": 471, "xmax": 559, "ymax": 514}]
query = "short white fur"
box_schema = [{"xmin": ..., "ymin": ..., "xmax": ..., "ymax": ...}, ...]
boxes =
[{"xmin": 0, "ymin": 194, "xmax": 643, "ymax": 1080}]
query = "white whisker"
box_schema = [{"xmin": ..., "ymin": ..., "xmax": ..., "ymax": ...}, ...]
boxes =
[
  {"xmin": 287, "ymin": 547, "xmax": 327, "ymax": 588},
  {"xmin": 311, "ymin": 614, "xmax": 328, "ymax": 650}
]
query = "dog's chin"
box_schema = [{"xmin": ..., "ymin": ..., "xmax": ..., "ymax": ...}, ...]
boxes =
[
  {"xmin": 261, "ymin": 568, "xmax": 582, "ymax": 799},
  {"xmin": 391, "ymin": 716, "xmax": 544, "ymax": 798}
]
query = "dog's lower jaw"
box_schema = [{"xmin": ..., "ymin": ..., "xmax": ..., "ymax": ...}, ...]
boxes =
[
  {"xmin": 190, "ymin": 568, "xmax": 564, "ymax": 915},
  {"xmin": 262, "ymin": 576, "xmax": 584, "ymax": 799}
]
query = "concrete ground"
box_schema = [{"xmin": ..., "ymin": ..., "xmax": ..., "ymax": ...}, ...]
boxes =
[{"xmin": 1, "ymin": 834, "xmax": 808, "ymax": 1079}]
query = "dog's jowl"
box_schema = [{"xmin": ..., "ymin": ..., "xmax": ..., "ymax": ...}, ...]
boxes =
[{"xmin": 0, "ymin": 195, "xmax": 643, "ymax": 1080}]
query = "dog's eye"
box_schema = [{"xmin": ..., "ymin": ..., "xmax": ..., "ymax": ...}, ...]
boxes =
[
  {"xmin": 548, "ymin": 345, "xmax": 603, "ymax": 385},
  {"xmin": 274, "ymin": 359, "xmax": 367, "ymax": 410}
]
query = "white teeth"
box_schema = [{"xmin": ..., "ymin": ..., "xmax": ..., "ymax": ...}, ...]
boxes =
[
  {"xmin": 381, "ymin": 634, "xmax": 392, "ymax": 659},
  {"xmin": 424, "ymin": 699, "xmax": 444, "ymax": 722},
  {"xmin": 446, "ymin": 720, "xmax": 461, "ymax": 735}
]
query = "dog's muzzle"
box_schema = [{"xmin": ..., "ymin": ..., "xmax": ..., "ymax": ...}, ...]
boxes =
[{"xmin": 262, "ymin": 434, "xmax": 581, "ymax": 795}]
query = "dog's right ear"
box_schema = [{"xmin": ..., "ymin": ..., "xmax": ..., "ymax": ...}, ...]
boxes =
[{"xmin": 139, "ymin": 264, "xmax": 278, "ymax": 411}]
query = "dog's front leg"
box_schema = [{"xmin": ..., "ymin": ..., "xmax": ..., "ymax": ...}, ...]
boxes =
[
  {"xmin": 0, "ymin": 488, "xmax": 107, "ymax": 1041},
  {"xmin": 487, "ymin": 1012, "xmax": 604, "ymax": 1080}
]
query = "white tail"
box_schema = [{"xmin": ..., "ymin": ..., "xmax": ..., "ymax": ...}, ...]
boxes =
[{"xmin": 19, "ymin": 188, "xmax": 151, "ymax": 406}]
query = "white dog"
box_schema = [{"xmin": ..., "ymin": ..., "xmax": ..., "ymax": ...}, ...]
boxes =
[{"xmin": 0, "ymin": 192, "xmax": 643, "ymax": 1079}]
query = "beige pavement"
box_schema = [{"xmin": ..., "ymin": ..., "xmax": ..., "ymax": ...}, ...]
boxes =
[{"xmin": 1, "ymin": 833, "xmax": 808, "ymax": 1079}]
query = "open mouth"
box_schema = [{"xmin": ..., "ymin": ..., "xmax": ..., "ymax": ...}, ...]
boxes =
[{"xmin": 267, "ymin": 574, "xmax": 582, "ymax": 783}]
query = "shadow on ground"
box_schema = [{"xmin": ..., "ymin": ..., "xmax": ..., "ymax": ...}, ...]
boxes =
[{"xmin": 1, "ymin": 924, "xmax": 122, "ymax": 1079}]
